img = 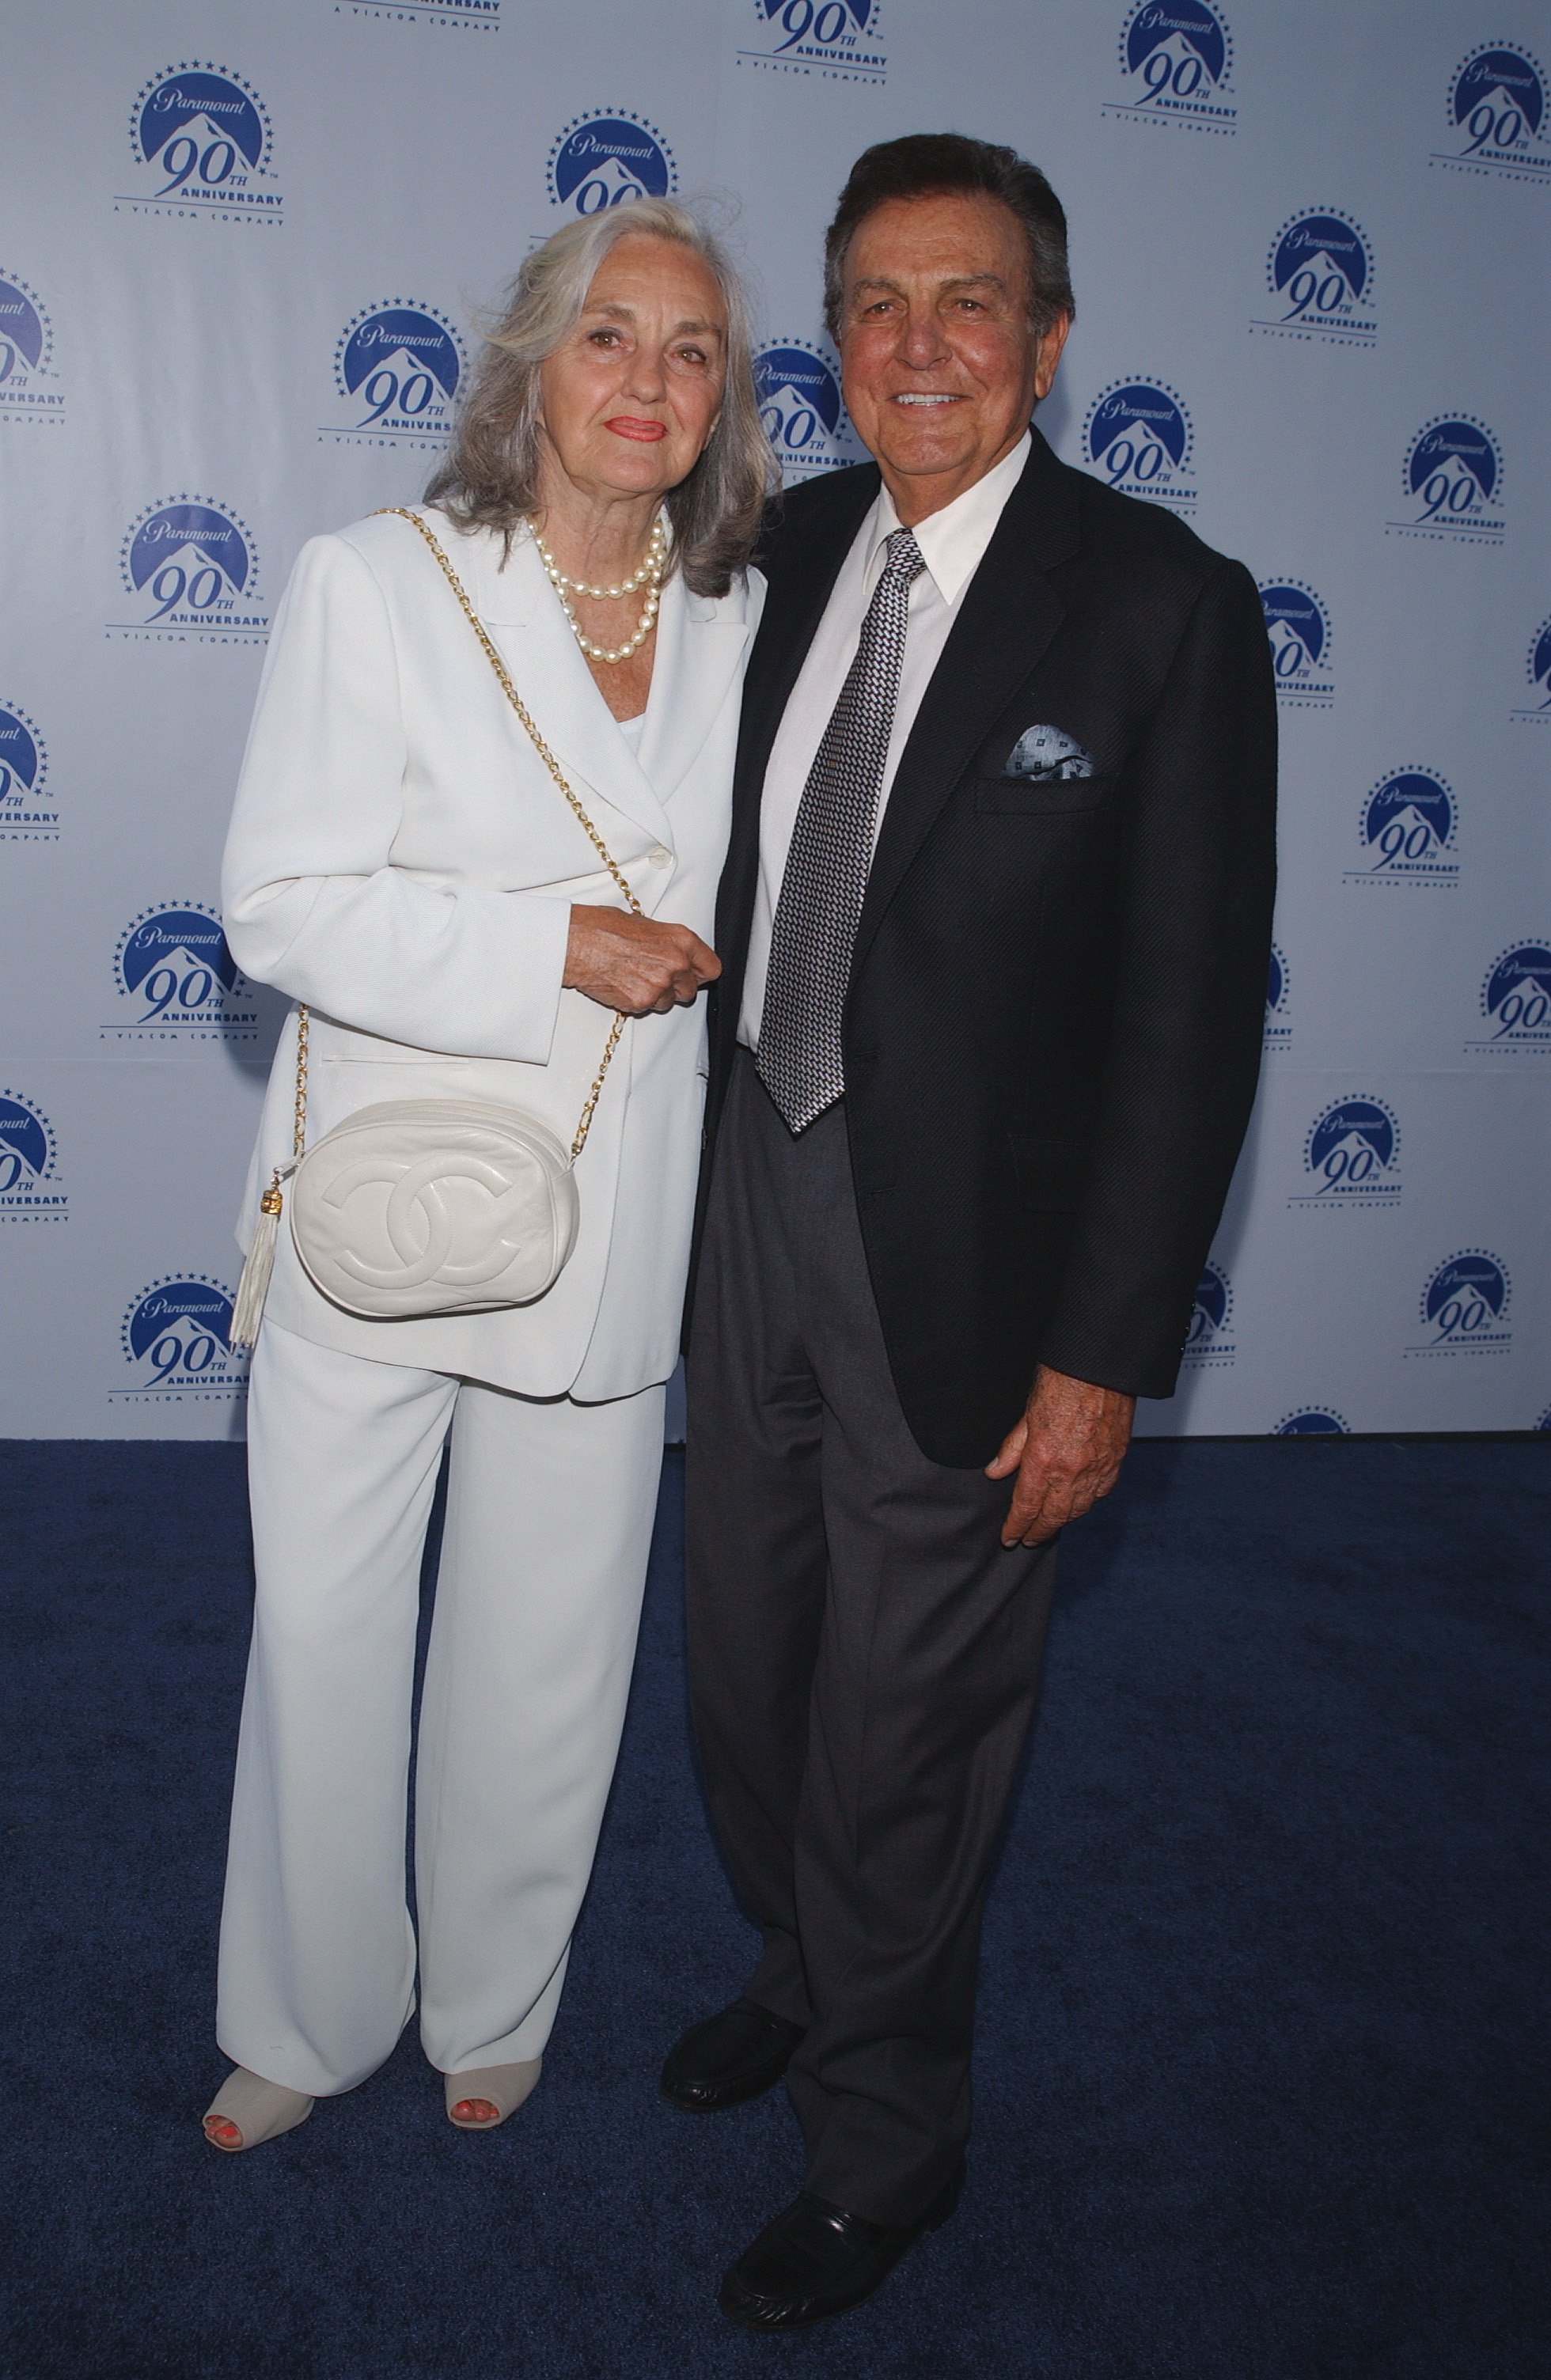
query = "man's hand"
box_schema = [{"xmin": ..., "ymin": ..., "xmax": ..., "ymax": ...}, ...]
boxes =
[
  {"xmin": 985, "ymin": 1364, "xmax": 1136, "ymax": 1548},
  {"xmin": 564, "ymin": 905, "xmax": 721, "ymax": 1016}
]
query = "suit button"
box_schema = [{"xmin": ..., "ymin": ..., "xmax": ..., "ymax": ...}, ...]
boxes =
[{"xmin": 648, "ymin": 846, "xmax": 672, "ymax": 868}]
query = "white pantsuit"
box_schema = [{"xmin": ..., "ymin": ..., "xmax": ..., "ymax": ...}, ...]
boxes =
[
  {"xmin": 220, "ymin": 1324, "xmax": 665, "ymax": 2094},
  {"xmin": 215, "ymin": 507, "xmax": 761, "ymax": 2094}
]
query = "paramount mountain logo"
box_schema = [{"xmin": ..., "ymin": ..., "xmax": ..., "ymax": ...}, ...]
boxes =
[
  {"xmin": 105, "ymin": 904, "xmax": 259, "ymax": 1044},
  {"xmin": 1253, "ymin": 211, "xmax": 1375, "ymax": 347},
  {"xmin": 1293, "ymin": 1096, "xmax": 1401, "ymax": 1209},
  {"xmin": 1181, "ymin": 1258, "xmax": 1234, "ymax": 1366},
  {"xmin": 1432, "ymin": 43, "xmax": 1550, "ymax": 182},
  {"xmin": 547, "ymin": 114, "xmax": 675, "ymax": 215},
  {"xmin": 0, "ymin": 271, "xmax": 63, "ymax": 423},
  {"xmin": 1105, "ymin": 1, "xmax": 1236, "ymax": 136},
  {"xmin": 735, "ymin": 0, "xmax": 887, "ymax": 86},
  {"xmin": 0, "ymin": 699, "xmax": 55, "ymax": 841},
  {"xmin": 1512, "ymin": 612, "xmax": 1551, "ymax": 721},
  {"xmin": 1273, "ymin": 1408, "xmax": 1348, "ymax": 1435},
  {"xmin": 1407, "ymin": 1251, "xmax": 1511, "ymax": 1359},
  {"xmin": 753, "ymin": 340, "xmax": 859, "ymax": 479},
  {"xmin": 1264, "ymin": 942, "xmax": 1291, "ymax": 1051},
  {"xmin": 1083, "ymin": 379, "xmax": 1196, "ymax": 510},
  {"xmin": 325, "ymin": 301, "xmax": 465, "ymax": 446},
  {"xmin": 115, "ymin": 1275, "xmax": 246, "ymax": 1404},
  {"xmin": 119, "ymin": 64, "xmax": 282, "ymax": 225},
  {"xmin": 1390, "ymin": 416, "xmax": 1504, "ymax": 545},
  {"xmin": 1259, "ymin": 582, "xmax": 1333, "ymax": 707},
  {"xmin": 1347, "ymin": 767, "xmax": 1458, "ymax": 889},
  {"xmin": 1466, "ymin": 943, "xmax": 1551, "ymax": 1058},
  {"xmin": 0, "ymin": 1090, "xmax": 67, "ymax": 1222},
  {"xmin": 112, "ymin": 498, "xmax": 268, "ymax": 644}
]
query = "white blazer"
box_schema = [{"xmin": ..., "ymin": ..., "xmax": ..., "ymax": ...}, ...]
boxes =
[{"xmin": 222, "ymin": 505, "xmax": 764, "ymax": 1400}]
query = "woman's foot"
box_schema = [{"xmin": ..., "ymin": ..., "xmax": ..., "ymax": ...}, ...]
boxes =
[
  {"xmin": 446, "ymin": 2057, "xmax": 542, "ymax": 2130},
  {"xmin": 202, "ymin": 2066, "xmax": 315, "ymax": 2151}
]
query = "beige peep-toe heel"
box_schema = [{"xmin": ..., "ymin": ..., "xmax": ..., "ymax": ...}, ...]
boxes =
[
  {"xmin": 445, "ymin": 2057, "xmax": 542, "ymax": 2130},
  {"xmin": 203, "ymin": 2066, "xmax": 316, "ymax": 2152}
]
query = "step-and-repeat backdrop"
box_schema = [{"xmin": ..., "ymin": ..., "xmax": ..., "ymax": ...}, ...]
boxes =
[{"xmin": 2, "ymin": 0, "xmax": 1547, "ymax": 1439}]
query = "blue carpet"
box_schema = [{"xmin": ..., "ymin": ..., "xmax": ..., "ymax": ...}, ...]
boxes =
[{"xmin": 0, "ymin": 1437, "xmax": 1545, "ymax": 2380}]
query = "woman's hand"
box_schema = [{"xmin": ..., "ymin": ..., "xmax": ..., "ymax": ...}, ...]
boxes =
[{"xmin": 564, "ymin": 904, "xmax": 721, "ymax": 1015}]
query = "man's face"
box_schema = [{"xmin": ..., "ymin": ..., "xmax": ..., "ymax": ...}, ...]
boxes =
[{"xmin": 836, "ymin": 191, "xmax": 1068, "ymax": 521}]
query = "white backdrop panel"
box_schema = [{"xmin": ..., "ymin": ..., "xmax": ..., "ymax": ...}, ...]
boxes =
[{"xmin": 1, "ymin": 0, "xmax": 1546, "ymax": 1437}]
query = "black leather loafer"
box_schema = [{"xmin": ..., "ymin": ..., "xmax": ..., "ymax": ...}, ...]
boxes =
[
  {"xmin": 717, "ymin": 2164, "xmax": 963, "ymax": 2330},
  {"xmin": 659, "ymin": 1999, "xmax": 806, "ymax": 2113}
]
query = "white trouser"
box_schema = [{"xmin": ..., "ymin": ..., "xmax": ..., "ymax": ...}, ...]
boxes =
[{"xmin": 216, "ymin": 1319, "xmax": 666, "ymax": 2097}]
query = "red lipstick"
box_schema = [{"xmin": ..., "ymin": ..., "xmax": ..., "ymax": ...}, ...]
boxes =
[{"xmin": 605, "ymin": 416, "xmax": 668, "ymax": 442}]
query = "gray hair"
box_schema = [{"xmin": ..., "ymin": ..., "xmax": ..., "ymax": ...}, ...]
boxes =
[{"xmin": 427, "ymin": 199, "xmax": 775, "ymax": 598}]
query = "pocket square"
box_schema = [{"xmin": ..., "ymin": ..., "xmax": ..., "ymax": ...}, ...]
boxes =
[{"xmin": 1003, "ymin": 724, "xmax": 1095, "ymax": 782}]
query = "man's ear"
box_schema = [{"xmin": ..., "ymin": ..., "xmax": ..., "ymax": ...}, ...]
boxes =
[{"xmin": 1033, "ymin": 313, "xmax": 1071, "ymax": 403}]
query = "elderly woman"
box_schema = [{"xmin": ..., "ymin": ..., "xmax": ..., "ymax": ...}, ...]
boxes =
[{"xmin": 203, "ymin": 199, "xmax": 771, "ymax": 2151}]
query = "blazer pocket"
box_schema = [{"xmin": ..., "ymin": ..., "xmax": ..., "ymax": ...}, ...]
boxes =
[
  {"xmin": 1009, "ymin": 1131, "xmax": 1090, "ymax": 1212},
  {"xmin": 976, "ymin": 772, "xmax": 1119, "ymax": 816}
]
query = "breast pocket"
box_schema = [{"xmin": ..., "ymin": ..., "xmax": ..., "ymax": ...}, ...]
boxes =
[{"xmin": 976, "ymin": 772, "xmax": 1120, "ymax": 817}]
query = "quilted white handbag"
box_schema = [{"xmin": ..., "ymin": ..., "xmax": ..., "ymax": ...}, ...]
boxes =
[
  {"xmin": 287, "ymin": 1095, "xmax": 581, "ymax": 1320},
  {"xmin": 229, "ymin": 510, "xmax": 638, "ymax": 1347}
]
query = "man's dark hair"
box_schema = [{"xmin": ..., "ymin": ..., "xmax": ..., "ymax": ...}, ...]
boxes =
[{"xmin": 822, "ymin": 132, "xmax": 1075, "ymax": 343}]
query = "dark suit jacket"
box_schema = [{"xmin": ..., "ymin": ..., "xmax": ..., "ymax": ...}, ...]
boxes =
[{"xmin": 692, "ymin": 426, "xmax": 1277, "ymax": 1465}]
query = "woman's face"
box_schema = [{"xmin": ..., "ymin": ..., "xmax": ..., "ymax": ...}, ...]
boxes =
[{"xmin": 537, "ymin": 233, "xmax": 728, "ymax": 509}]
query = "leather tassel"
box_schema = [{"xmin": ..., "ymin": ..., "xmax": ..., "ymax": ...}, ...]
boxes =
[{"xmin": 230, "ymin": 1170, "xmax": 290, "ymax": 1352}]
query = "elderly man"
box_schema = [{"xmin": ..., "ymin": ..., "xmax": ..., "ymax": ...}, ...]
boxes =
[{"xmin": 663, "ymin": 133, "xmax": 1277, "ymax": 2329}]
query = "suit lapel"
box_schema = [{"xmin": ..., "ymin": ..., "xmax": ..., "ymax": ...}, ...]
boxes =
[
  {"xmin": 851, "ymin": 435, "xmax": 1080, "ymax": 977},
  {"xmin": 455, "ymin": 522, "xmax": 676, "ymax": 851},
  {"xmin": 634, "ymin": 569, "xmax": 750, "ymax": 806}
]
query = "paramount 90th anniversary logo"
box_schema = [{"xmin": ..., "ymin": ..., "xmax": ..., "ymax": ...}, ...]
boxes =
[
  {"xmin": 1253, "ymin": 212, "xmax": 1375, "ymax": 347},
  {"xmin": 111, "ymin": 498, "xmax": 268, "ymax": 644},
  {"xmin": 0, "ymin": 699, "xmax": 55, "ymax": 841},
  {"xmin": 547, "ymin": 113, "xmax": 676, "ymax": 215},
  {"xmin": 1389, "ymin": 416, "xmax": 1504, "ymax": 546},
  {"xmin": 753, "ymin": 340, "xmax": 859, "ymax": 479},
  {"xmin": 1407, "ymin": 1252, "xmax": 1511, "ymax": 1359},
  {"xmin": 1259, "ymin": 582, "xmax": 1333, "ymax": 707},
  {"xmin": 1181, "ymin": 1258, "xmax": 1234, "ymax": 1367},
  {"xmin": 1346, "ymin": 767, "xmax": 1458, "ymax": 890},
  {"xmin": 1292, "ymin": 1097, "xmax": 1401, "ymax": 1210},
  {"xmin": 0, "ymin": 270, "xmax": 63, "ymax": 423},
  {"xmin": 1465, "ymin": 944, "xmax": 1551, "ymax": 1058},
  {"xmin": 104, "ymin": 905, "xmax": 259, "ymax": 1044},
  {"xmin": 115, "ymin": 1276, "xmax": 246, "ymax": 1404},
  {"xmin": 0, "ymin": 1090, "xmax": 67, "ymax": 1223},
  {"xmin": 1513, "ymin": 612, "xmax": 1551, "ymax": 721},
  {"xmin": 331, "ymin": 0, "xmax": 500, "ymax": 26},
  {"xmin": 1264, "ymin": 943, "xmax": 1291, "ymax": 1051},
  {"xmin": 119, "ymin": 63, "xmax": 283, "ymax": 225},
  {"xmin": 735, "ymin": 0, "xmax": 887, "ymax": 85},
  {"xmin": 1083, "ymin": 379, "xmax": 1196, "ymax": 510},
  {"xmin": 324, "ymin": 301, "xmax": 465, "ymax": 448},
  {"xmin": 1432, "ymin": 44, "xmax": 1551, "ymax": 182},
  {"xmin": 1104, "ymin": 1, "xmax": 1235, "ymax": 135}
]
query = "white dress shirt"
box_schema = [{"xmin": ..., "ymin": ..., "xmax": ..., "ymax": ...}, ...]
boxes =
[{"xmin": 738, "ymin": 431, "xmax": 1030, "ymax": 1048}]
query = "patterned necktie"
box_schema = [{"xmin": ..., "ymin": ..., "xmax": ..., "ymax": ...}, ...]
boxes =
[{"xmin": 757, "ymin": 527, "xmax": 926, "ymax": 1132}]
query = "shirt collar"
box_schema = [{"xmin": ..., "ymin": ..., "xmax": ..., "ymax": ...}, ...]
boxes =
[{"xmin": 866, "ymin": 430, "xmax": 1032, "ymax": 607}]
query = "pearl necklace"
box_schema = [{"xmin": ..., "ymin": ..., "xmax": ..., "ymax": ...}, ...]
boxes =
[{"xmin": 532, "ymin": 515, "xmax": 668, "ymax": 664}]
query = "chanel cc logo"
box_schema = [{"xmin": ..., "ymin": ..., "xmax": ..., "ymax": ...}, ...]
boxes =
[
  {"xmin": 322, "ymin": 1146, "xmax": 548, "ymax": 1290},
  {"xmin": 289, "ymin": 1098, "xmax": 582, "ymax": 1321}
]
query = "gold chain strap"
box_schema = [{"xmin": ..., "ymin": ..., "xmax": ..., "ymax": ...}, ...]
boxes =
[
  {"xmin": 377, "ymin": 508, "xmax": 645, "ymax": 923},
  {"xmin": 281, "ymin": 507, "xmax": 646, "ymax": 1182}
]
